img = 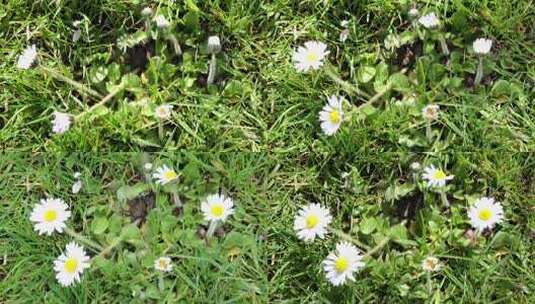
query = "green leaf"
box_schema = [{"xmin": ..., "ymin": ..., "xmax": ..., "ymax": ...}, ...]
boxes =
[
  {"xmin": 91, "ymin": 217, "xmax": 109, "ymax": 235},
  {"xmin": 385, "ymin": 182, "xmax": 415, "ymax": 202},
  {"xmin": 117, "ymin": 183, "xmax": 150, "ymax": 202},
  {"xmin": 491, "ymin": 80, "xmax": 512, "ymax": 97},
  {"xmin": 358, "ymin": 66, "xmax": 376, "ymax": 83},
  {"xmin": 388, "ymin": 73, "xmax": 410, "ymax": 92},
  {"xmin": 360, "ymin": 217, "xmax": 378, "ymax": 234}
]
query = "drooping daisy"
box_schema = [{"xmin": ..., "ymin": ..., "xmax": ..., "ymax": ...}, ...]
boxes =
[
  {"xmin": 207, "ymin": 35, "xmax": 221, "ymax": 54},
  {"xmin": 292, "ymin": 41, "xmax": 329, "ymax": 72},
  {"xmin": 422, "ymin": 165, "xmax": 454, "ymax": 188},
  {"xmin": 319, "ymin": 95, "xmax": 344, "ymax": 136},
  {"xmin": 293, "ymin": 203, "xmax": 332, "ymax": 242},
  {"xmin": 468, "ymin": 197, "xmax": 504, "ymax": 232},
  {"xmin": 52, "ymin": 111, "xmax": 72, "ymax": 134},
  {"xmin": 422, "ymin": 104, "xmax": 440, "ymax": 121},
  {"xmin": 323, "ymin": 242, "xmax": 365, "ymax": 286},
  {"xmin": 200, "ymin": 193, "xmax": 234, "ymax": 222},
  {"xmin": 16, "ymin": 44, "xmax": 38, "ymax": 69},
  {"xmin": 473, "ymin": 38, "xmax": 493, "ymax": 55},
  {"xmin": 154, "ymin": 256, "xmax": 173, "ymax": 272},
  {"xmin": 418, "ymin": 13, "xmax": 440, "ymax": 29},
  {"xmin": 155, "ymin": 104, "xmax": 173, "ymax": 120},
  {"xmin": 29, "ymin": 198, "xmax": 71, "ymax": 235},
  {"xmin": 152, "ymin": 165, "xmax": 178, "ymax": 185},
  {"xmin": 421, "ymin": 256, "xmax": 441, "ymax": 272},
  {"xmin": 53, "ymin": 242, "xmax": 90, "ymax": 287},
  {"xmin": 154, "ymin": 15, "xmax": 170, "ymax": 29}
]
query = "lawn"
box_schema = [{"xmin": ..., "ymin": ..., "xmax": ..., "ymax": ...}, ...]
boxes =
[{"xmin": 1, "ymin": 0, "xmax": 534, "ymax": 303}]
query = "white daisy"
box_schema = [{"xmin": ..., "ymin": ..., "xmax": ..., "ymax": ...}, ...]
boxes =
[
  {"xmin": 200, "ymin": 193, "xmax": 234, "ymax": 222},
  {"xmin": 468, "ymin": 197, "xmax": 504, "ymax": 232},
  {"xmin": 473, "ymin": 38, "xmax": 493, "ymax": 55},
  {"xmin": 154, "ymin": 15, "xmax": 170, "ymax": 29},
  {"xmin": 418, "ymin": 13, "xmax": 440, "ymax": 29},
  {"xmin": 52, "ymin": 111, "xmax": 72, "ymax": 134},
  {"xmin": 319, "ymin": 95, "xmax": 344, "ymax": 136},
  {"xmin": 152, "ymin": 165, "xmax": 178, "ymax": 185},
  {"xmin": 207, "ymin": 35, "xmax": 221, "ymax": 54},
  {"xmin": 422, "ymin": 165, "xmax": 454, "ymax": 188},
  {"xmin": 293, "ymin": 203, "xmax": 332, "ymax": 242},
  {"xmin": 323, "ymin": 242, "xmax": 365, "ymax": 286},
  {"xmin": 421, "ymin": 256, "xmax": 441, "ymax": 272},
  {"xmin": 29, "ymin": 198, "xmax": 71, "ymax": 235},
  {"xmin": 154, "ymin": 256, "xmax": 173, "ymax": 272},
  {"xmin": 292, "ymin": 41, "xmax": 329, "ymax": 72},
  {"xmin": 155, "ymin": 104, "xmax": 173, "ymax": 120},
  {"xmin": 16, "ymin": 44, "xmax": 38, "ymax": 69},
  {"xmin": 53, "ymin": 242, "xmax": 90, "ymax": 287},
  {"xmin": 422, "ymin": 104, "xmax": 440, "ymax": 121}
]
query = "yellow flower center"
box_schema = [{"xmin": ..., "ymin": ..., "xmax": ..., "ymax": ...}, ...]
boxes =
[
  {"xmin": 334, "ymin": 257, "xmax": 349, "ymax": 273},
  {"xmin": 305, "ymin": 215, "xmax": 319, "ymax": 229},
  {"xmin": 329, "ymin": 110, "xmax": 341, "ymax": 124},
  {"xmin": 43, "ymin": 210, "xmax": 57, "ymax": 222},
  {"xmin": 64, "ymin": 258, "xmax": 78, "ymax": 274},
  {"xmin": 159, "ymin": 260, "xmax": 168, "ymax": 269},
  {"xmin": 211, "ymin": 204, "xmax": 224, "ymax": 217},
  {"xmin": 433, "ymin": 170, "xmax": 446, "ymax": 180},
  {"xmin": 478, "ymin": 208, "xmax": 492, "ymax": 221},
  {"xmin": 306, "ymin": 52, "xmax": 319, "ymax": 63},
  {"xmin": 163, "ymin": 170, "xmax": 177, "ymax": 181}
]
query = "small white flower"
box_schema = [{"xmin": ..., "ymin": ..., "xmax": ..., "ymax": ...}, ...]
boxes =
[
  {"xmin": 144, "ymin": 163, "xmax": 153, "ymax": 171},
  {"xmin": 52, "ymin": 111, "xmax": 72, "ymax": 134},
  {"xmin": 292, "ymin": 41, "xmax": 329, "ymax": 72},
  {"xmin": 421, "ymin": 256, "xmax": 441, "ymax": 272},
  {"xmin": 29, "ymin": 198, "xmax": 71, "ymax": 235},
  {"xmin": 422, "ymin": 104, "xmax": 440, "ymax": 121},
  {"xmin": 293, "ymin": 203, "xmax": 332, "ymax": 242},
  {"xmin": 410, "ymin": 162, "xmax": 421, "ymax": 171},
  {"xmin": 141, "ymin": 7, "xmax": 153, "ymax": 17},
  {"xmin": 418, "ymin": 13, "xmax": 440, "ymax": 29},
  {"xmin": 339, "ymin": 29, "xmax": 350, "ymax": 42},
  {"xmin": 16, "ymin": 44, "xmax": 38, "ymax": 69},
  {"xmin": 73, "ymin": 20, "xmax": 83, "ymax": 28},
  {"xmin": 323, "ymin": 242, "xmax": 365, "ymax": 286},
  {"xmin": 473, "ymin": 38, "xmax": 493, "ymax": 55},
  {"xmin": 153, "ymin": 15, "xmax": 170, "ymax": 29},
  {"xmin": 468, "ymin": 197, "xmax": 504, "ymax": 232},
  {"xmin": 154, "ymin": 256, "xmax": 173, "ymax": 272},
  {"xmin": 73, "ymin": 172, "xmax": 81, "ymax": 179},
  {"xmin": 71, "ymin": 180, "xmax": 82, "ymax": 194},
  {"xmin": 422, "ymin": 165, "xmax": 454, "ymax": 188},
  {"xmin": 340, "ymin": 20, "xmax": 349, "ymax": 28},
  {"xmin": 152, "ymin": 165, "xmax": 178, "ymax": 185},
  {"xmin": 200, "ymin": 193, "xmax": 234, "ymax": 222},
  {"xmin": 319, "ymin": 95, "xmax": 344, "ymax": 136},
  {"xmin": 409, "ymin": 8, "xmax": 419, "ymax": 18},
  {"xmin": 53, "ymin": 242, "xmax": 90, "ymax": 287},
  {"xmin": 155, "ymin": 104, "xmax": 173, "ymax": 120},
  {"xmin": 72, "ymin": 29, "xmax": 82, "ymax": 42},
  {"xmin": 207, "ymin": 35, "xmax": 221, "ymax": 54}
]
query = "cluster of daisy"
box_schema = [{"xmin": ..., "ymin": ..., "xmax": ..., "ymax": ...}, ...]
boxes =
[
  {"xmin": 292, "ymin": 10, "xmax": 494, "ymax": 137},
  {"xmin": 292, "ymin": 164, "xmax": 504, "ymax": 286}
]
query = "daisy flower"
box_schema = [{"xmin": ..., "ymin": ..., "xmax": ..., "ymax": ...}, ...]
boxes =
[
  {"xmin": 422, "ymin": 165, "xmax": 454, "ymax": 188},
  {"xmin": 468, "ymin": 197, "xmax": 504, "ymax": 232},
  {"xmin": 154, "ymin": 15, "xmax": 170, "ymax": 29},
  {"xmin": 29, "ymin": 198, "xmax": 71, "ymax": 235},
  {"xmin": 323, "ymin": 242, "xmax": 365, "ymax": 286},
  {"xmin": 418, "ymin": 13, "xmax": 440, "ymax": 29},
  {"xmin": 144, "ymin": 162, "xmax": 153, "ymax": 171},
  {"xmin": 473, "ymin": 38, "xmax": 493, "ymax": 55},
  {"xmin": 16, "ymin": 44, "xmax": 38, "ymax": 69},
  {"xmin": 319, "ymin": 95, "xmax": 344, "ymax": 136},
  {"xmin": 421, "ymin": 256, "xmax": 441, "ymax": 272},
  {"xmin": 154, "ymin": 256, "xmax": 173, "ymax": 272},
  {"xmin": 200, "ymin": 193, "xmax": 234, "ymax": 222},
  {"xmin": 152, "ymin": 165, "xmax": 178, "ymax": 185},
  {"xmin": 52, "ymin": 111, "xmax": 72, "ymax": 134},
  {"xmin": 293, "ymin": 203, "xmax": 332, "ymax": 242},
  {"xmin": 53, "ymin": 242, "xmax": 90, "ymax": 287},
  {"xmin": 155, "ymin": 104, "xmax": 173, "ymax": 120},
  {"xmin": 422, "ymin": 104, "xmax": 440, "ymax": 121},
  {"xmin": 292, "ymin": 41, "xmax": 329, "ymax": 72}
]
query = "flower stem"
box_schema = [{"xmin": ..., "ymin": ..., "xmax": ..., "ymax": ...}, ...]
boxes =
[
  {"xmin": 205, "ymin": 220, "xmax": 218, "ymax": 245},
  {"xmin": 40, "ymin": 66, "xmax": 103, "ymax": 99},
  {"xmin": 363, "ymin": 236, "xmax": 391, "ymax": 259},
  {"xmin": 440, "ymin": 189, "xmax": 450, "ymax": 207},
  {"xmin": 324, "ymin": 65, "xmax": 370, "ymax": 99},
  {"xmin": 328, "ymin": 228, "xmax": 371, "ymax": 251},
  {"xmin": 426, "ymin": 121, "xmax": 433, "ymax": 141},
  {"xmin": 207, "ymin": 53, "xmax": 217, "ymax": 85},
  {"xmin": 474, "ymin": 56, "xmax": 484, "ymax": 86},
  {"xmin": 439, "ymin": 35, "xmax": 449, "ymax": 56},
  {"xmin": 426, "ymin": 272, "xmax": 432, "ymax": 295},
  {"xmin": 158, "ymin": 272, "xmax": 165, "ymax": 292},
  {"xmin": 158, "ymin": 120, "xmax": 164, "ymax": 141},
  {"xmin": 167, "ymin": 34, "xmax": 182, "ymax": 56},
  {"xmin": 74, "ymin": 84, "xmax": 125, "ymax": 121},
  {"xmin": 171, "ymin": 190, "xmax": 182, "ymax": 208},
  {"xmin": 65, "ymin": 227, "xmax": 103, "ymax": 252}
]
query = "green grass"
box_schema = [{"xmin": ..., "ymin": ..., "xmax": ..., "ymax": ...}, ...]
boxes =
[{"xmin": 1, "ymin": 0, "xmax": 534, "ymax": 303}]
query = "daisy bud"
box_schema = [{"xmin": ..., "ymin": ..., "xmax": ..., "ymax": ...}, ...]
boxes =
[
  {"xmin": 153, "ymin": 15, "xmax": 170, "ymax": 29},
  {"xmin": 421, "ymin": 256, "xmax": 441, "ymax": 272},
  {"xmin": 154, "ymin": 257, "xmax": 172, "ymax": 272},
  {"xmin": 473, "ymin": 38, "xmax": 493, "ymax": 55},
  {"xmin": 408, "ymin": 8, "xmax": 419, "ymax": 18},
  {"xmin": 410, "ymin": 162, "xmax": 421, "ymax": 171},
  {"xmin": 141, "ymin": 7, "xmax": 153, "ymax": 17},
  {"xmin": 52, "ymin": 111, "xmax": 72, "ymax": 134},
  {"xmin": 207, "ymin": 35, "xmax": 221, "ymax": 54},
  {"xmin": 418, "ymin": 12, "xmax": 440, "ymax": 29},
  {"xmin": 144, "ymin": 163, "xmax": 153, "ymax": 171},
  {"xmin": 422, "ymin": 104, "xmax": 440, "ymax": 121}
]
